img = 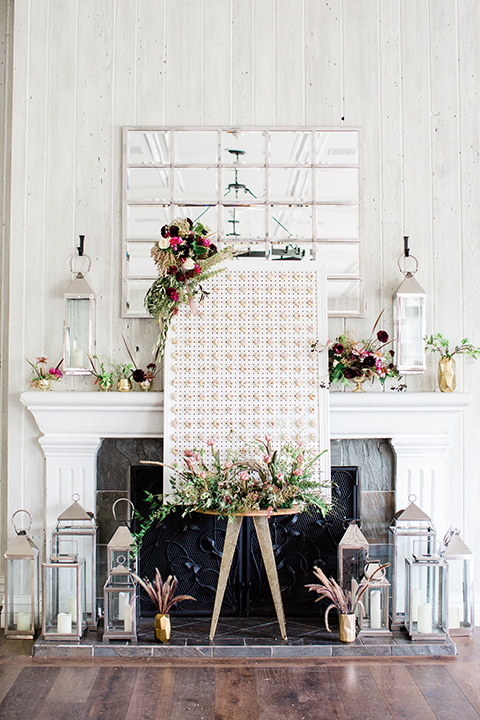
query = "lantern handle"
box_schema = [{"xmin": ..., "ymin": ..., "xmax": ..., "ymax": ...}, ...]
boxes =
[
  {"xmin": 408, "ymin": 493, "xmax": 417, "ymax": 503},
  {"xmin": 443, "ymin": 526, "xmax": 460, "ymax": 547},
  {"xmin": 342, "ymin": 518, "xmax": 362, "ymax": 530},
  {"xmin": 72, "ymin": 493, "xmax": 81, "ymax": 502},
  {"xmin": 397, "ymin": 254, "xmax": 418, "ymax": 277},
  {"xmin": 11, "ymin": 509, "xmax": 32, "ymax": 535},
  {"xmin": 112, "ymin": 498, "xmax": 135, "ymax": 524},
  {"xmin": 116, "ymin": 555, "xmax": 127, "ymax": 566}
]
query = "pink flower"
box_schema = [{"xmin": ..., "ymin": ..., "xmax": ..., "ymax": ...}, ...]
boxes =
[
  {"xmin": 239, "ymin": 471, "xmax": 249, "ymax": 482},
  {"xmin": 199, "ymin": 471, "xmax": 207, "ymax": 479},
  {"xmin": 167, "ymin": 288, "xmax": 179, "ymax": 302},
  {"xmin": 49, "ymin": 368, "xmax": 63, "ymax": 379},
  {"xmin": 296, "ymin": 454, "xmax": 303, "ymax": 465},
  {"xmin": 224, "ymin": 460, "xmax": 233, "ymax": 469},
  {"xmin": 169, "ymin": 236, "xmax": 181, "ymax": 247},
  {"xmin": 194, "ymin": 264, "xmax": 201, "ymax": 274},
  {"xmin": 194, "ymin": 453, "xmax": 201, "ymax": 462},
  {"xmin": 207, "ymin": 438, "xmax": 215, "ymax": 446},
  {"xmin": 186, "ymin": 458, "xmax": 194, "ymax": 470},
  {"xmin": 263, "ymin": 454, "xmax": 273, "ymax": 464},
  {"xmin": 295, "ymin": 439, "xmax": 304, "ymax": 448},
  {"xmin": 265, "ymin": 434, "xmax": 274, "ymax": 442},
  {"xmin": 266, "ymin": 506, "xmax": 273, "ymax": 519},
  {"xmin": 276, "ymin": 472, "xmax": 283, "ymax": 481},
  {"xmin": 293, "ymin": 469, "xmax": 302, "ymax": 477},
  {"xmin": 201, "ymin": 237, "xmax": 211, "ymax": 247},
  {"xmin": 184, "ymin": 449, "xmax": 194, "ymax": 458}
]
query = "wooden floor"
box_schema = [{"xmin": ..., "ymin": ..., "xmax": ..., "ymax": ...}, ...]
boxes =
[{"xmin": 2, "ymin": 631, "xmax": 480, "ymax": 719}]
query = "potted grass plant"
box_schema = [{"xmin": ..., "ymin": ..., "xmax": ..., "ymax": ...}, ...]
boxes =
[
  {"xmin": 132, "ymin": 568, "xmax": 195, "ymax": 642},
  {"xmin": 306, "ymin": 564, "xmax": 388, "ymax": 642}
]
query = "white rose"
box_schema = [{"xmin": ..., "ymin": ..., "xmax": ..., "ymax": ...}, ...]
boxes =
[
  {"xmin": 157, "ymin": 235, "xmax": 170, "ymax": 249},
  {"xmin": 183, "ymin": 258, "xmax": 195, "ymax": 270}
]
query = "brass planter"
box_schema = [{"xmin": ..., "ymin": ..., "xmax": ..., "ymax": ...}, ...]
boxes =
[
  {"xmin": 339, "ymin": 613, "xmax": 356, "ymax": 642},
  {"xmin": 117, "ymin": 378, "xmax": 132, "ymax": 392},
  {"xmin": 139, "ymin": 379, "xmax": 153, "ymax": 392},
  {"xmin": 98, "ymin": 378, "xmax": 113, "ymax": 391},
  {"xmin": 154, "ymin": 613, "xmax": 171, "ymax": 643},
  {"xmin": 36, "ymin": 378, "xmax": 52, "ymax": 391},
  {"xmin": 438, "ymin": 357, "xmax": 456, "ymax": 393}
]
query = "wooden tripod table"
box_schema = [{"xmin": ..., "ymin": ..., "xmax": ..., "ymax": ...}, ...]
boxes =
[{"xmin": 197, "ymin": 508, "xmax": 298, "ymax": 640}]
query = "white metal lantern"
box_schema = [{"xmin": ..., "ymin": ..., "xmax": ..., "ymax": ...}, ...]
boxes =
[
  {"xmin": 442, "ymin": 528, "xmax": 475, "ymax": 637},
  {"xmin": 4, "ymin": 510, "xmax": 39, "ymax": 638},
  {"xmin": 63, "ymin": 236, "xmax": 95, "ymax": 375},
  {"xmin": 338, "ymin": 521, "xmax": 369, "ymax": 590},
  {"xmin": 42, "ymin": 543, "xmax": 87, "ymax": 640},
  {"xmin": 405, "ymin": 541, "xmax": 448, "ymax": 641},
  {"xmin": 394, "ymin": 237, "xmax": 426, "ymax": 374},
  {"xmin": 390, "ymin": 494, "xmax": 436, "ymax": 628},
  {"xmin": 52, "ymin": 493, "xmax": 97, "ymax": 629},
  {"xmin": 107, "ymin": 499, "xmax": 138, "ymax": 575},
  {"xmin": 358, "ymin": 559, "xmax": 392, "ymax": 637},
  {"xmin": 103, "ymin": 557, "xmax": 137, "ymax": 643}
]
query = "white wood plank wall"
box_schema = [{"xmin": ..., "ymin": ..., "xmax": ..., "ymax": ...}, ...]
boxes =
[{"xmin": 2, "ymin": 0, "xmax": 480, "ymax": 598}]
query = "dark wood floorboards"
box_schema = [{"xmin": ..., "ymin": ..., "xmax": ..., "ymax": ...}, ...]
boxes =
[{"xmin": 2, "ymin": 631, "xmax": 480, "ymax": 719}]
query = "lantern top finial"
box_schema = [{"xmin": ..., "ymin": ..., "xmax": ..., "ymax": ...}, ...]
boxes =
[
  {"xmin": 57, "ymin": 494, "xmax": 94, "ymax": 523},
  {"xmin": 393, "ymin": 495, "xmax": 432, "ymax": 525},
  {"xmin": 339, "ymin": 521, "xmax": 369, "ymax": 549},
  {"xmin": 443, "ymin": 528, "xmax": 472, "ymax": 557}
]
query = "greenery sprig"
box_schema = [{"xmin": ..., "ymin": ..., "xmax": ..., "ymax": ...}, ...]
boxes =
[{"xmin": 424, "ymin": 333, "xmax": 480, "ymax": 360}]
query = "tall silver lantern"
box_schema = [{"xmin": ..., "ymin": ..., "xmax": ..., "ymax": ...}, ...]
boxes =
[
  {"xmin": 394, "ymin": 236, "xmax": 427, "ymax": 374},
  {"xmin": 405, "ymin": 540, "xmax": 448, "ymax": 641},
  {"xmin": 442, "ymin": 528, "xmax": 475, "ymax": 637},
  {"xmin": 358, "ymin": 559, "xmax": 392, "ymax": 638},
  {"xmin": 338, "ymin": 521, "xmax": 369, "ymax": 591},
  {"xmin": 63, "ymin": 235, "xmax": 95, "ymax": 375},
  {"xmin": 103, "ymin": 557, "xmax": 137, "ymax": 643},
  {"xmin": 42, "ymin": 541, "xmax": 87, "ymax": 640},
  {"xmin": 107, "ymin": 499, "xmax": 138, "ymax": 575},
  {"xmin": 52, "ymin": 494, "xmax": 97, "ymax": 629},
  {"xmin": 4, "ymin": 511, "xmax": 39, "ymax": 638},
  {"xmin": 390, "ymin": 494, "xmax": 436, "ymax": 628}
]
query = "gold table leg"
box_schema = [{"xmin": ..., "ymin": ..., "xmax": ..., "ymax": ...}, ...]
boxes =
[
  {"xmin": 209, "ymin": 516, "xmax": 243, "ymax": 640},
  {"xmin": 252, "ymin": 516, "xmax": 287, "ymax": 640}
]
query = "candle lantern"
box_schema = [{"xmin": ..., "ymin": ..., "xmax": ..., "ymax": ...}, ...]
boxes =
[
  {"xmin": 405, "ymin": 541, "xmax": 448, "ymax": 641},
  {"xmin": 338, "ymin": 521, "xmax": 369, "ymax": 590},
  {"xmin": 390, "ymin": 494, "xmax": 436, "ymax": 628},
  {"xmin": 103, "ymin": 557, "xmax": 137, "ymax": 643},
  {"xmin": 42, "ymin": 543, "xmax": 87, "ymax": 640},
  {"xmin": 107, "ymin": 499, "xmax": 138, "ymax": 575},
  {"xmin": 442, "ymin": 528, "xmax": 474, "ymax": 637},
  {"xmin": 4, "ymin": 510, "xmax": 39, "ymax": 638},
  {"xmin": 358, "ymin": 559, "xmax": 392, "ymax": 637},
  {"xmin": 63, "ymin": 235, "xmax": 95, "ymax": 375},
  {"xmin": 52, "ymin": 493, "xmax": 97, "ymax": 629},
  {"xmin": 394, "ymin": 236, "xmax": 426, "ymax": 374}
]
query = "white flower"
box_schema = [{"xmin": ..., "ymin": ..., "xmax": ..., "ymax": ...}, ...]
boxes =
[
  {"xmin": 183, "ymin": 258, "xmax": 195, "ymax": 270},
  {"xmin": 157, "ymin": 235, "xmax": 170, "ymax": 249}
]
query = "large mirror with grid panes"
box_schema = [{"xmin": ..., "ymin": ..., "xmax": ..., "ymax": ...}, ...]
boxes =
[{"xmin": 123, "ymin": 127, "xmax": 362, "ymax": 317}]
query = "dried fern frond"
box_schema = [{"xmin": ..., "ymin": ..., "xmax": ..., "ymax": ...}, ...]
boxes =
[{"xmin": 133, "ymin": 568, "xmax": 196, "ymax": 614}]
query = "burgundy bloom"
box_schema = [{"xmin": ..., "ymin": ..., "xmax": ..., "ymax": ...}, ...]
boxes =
[
  {"xmin": 169, "ymin": 225, "xmax": 179, "ymax": 236},
  {"xmin": 167, "ymin": 265, "xmax": 177, "ymax": 275},
  {"xmin": 363, "ymin": 356, "xmax": 376, "ymax": 368},
  {"xmin": 147, "ymin": 363, "xmax": 156, "ymax": 370},
  {"xmin": 133, "ymin": 369, "xmax": 145, "ymax": 383},
  {"xmin": 343, "ymin": 368, "xmax": 356, "ymax": 379},
  {"xmin": 208, "ymin": 244, "xmax": 218, "ymax": 256},
  {"xmin": 333, "ymin": 343, "xmax": 344, "ymax": 355},
  {"xmin": 166, "ymin": 288, "xmax": 179, "ymax": 302},
  {"xmin": 389, "ymin": 349, "xmax": 395, "ymax": 356},
  {"xmin": 377, "ymin": 330, "xmax": 389, "ymax": 343},
  {"xmin": 176, "ymin": 271, "xmax": 186, "ymax": 282},
  {"xmin": 388, "ymin": 363, "xmax": 394, "ymax": 370},
  {"xmin": 161, "ymin": 225, "xmax": 169, "ymax": 238}
]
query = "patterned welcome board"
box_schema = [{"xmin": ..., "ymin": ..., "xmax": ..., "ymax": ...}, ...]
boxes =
[{"xmin": 163, "ymin": 260, "xmax": 330, "ymax": 495}]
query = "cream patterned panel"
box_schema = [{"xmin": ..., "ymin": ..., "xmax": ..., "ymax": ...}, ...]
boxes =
[{"xmin": 163, "ymin": 260, "xmax": 330, "ymax": 495}]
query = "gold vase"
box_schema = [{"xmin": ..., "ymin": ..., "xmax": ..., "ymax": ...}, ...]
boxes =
[
  {"xmin": 351, "ymin": 375, "xmax": 367, "ymax": 393},
  {"xmin": 98, "ymin": 378, "xmax": 113, "ymax": 392},
  {"xmin": 36, "ymin": 378, "xmax": 52, "ymax": 391},
  {"xmin": 154, "ymin": 613, "xmax": 171, "ymax": 643},
  {"xmin": 117, "ymin": 378, "xmax": 132, "ymax": 392},
  {"xmin": 339, "ymin": 613, "xmax": 356, "ymax": 642},
  {"xmin": 438, "ymin": 357, "xmax": 456, "ymax": 393},
  {"xmin": 139, "ymin": 379, "xmax": 153, "ymax": 392}
]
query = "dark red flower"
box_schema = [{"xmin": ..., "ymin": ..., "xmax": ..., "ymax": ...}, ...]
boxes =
[
  {"xmin": 389, "ymin": 349, "xmax": 395, "ymax": 356},
  {"xmin": 167, "ymin": 288, "xmax": 179, "ymax": 302},
  {"xmin": 175, "ymin": 271, "xmax": 186, "ymax": 282},
  {"xmin": 363, "ymin": 356, "xmax": 376, "ymax": 368},
  {"xmin": 170, "ymin": 225, "xmax": 179, "ymax": 236},
  {"xmin": 133, "ymin": 369, "xmax": 145, "ymax": 383},
  {"xmin": 167, "ymin": 265, "xmax": 177, "ymax": 275},
  {"xmin": 161, "ymin": 225, "xmax": 169, "ymax": 238},
  {"xmin": 377, "ymin": 330, "xmax": 389, "ymax": 343},
  {"xmin": 333, "ymin": 343, "xmax": 344, "ymax": 355},
  {"xmin": 343, "ymin": 368, "xmax": 356, "ymax": 379}
]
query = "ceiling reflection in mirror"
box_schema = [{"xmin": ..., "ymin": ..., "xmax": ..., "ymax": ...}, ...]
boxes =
[{"xmin": 123, "ymin": 127, "xmax": 362, "ymax": 316}]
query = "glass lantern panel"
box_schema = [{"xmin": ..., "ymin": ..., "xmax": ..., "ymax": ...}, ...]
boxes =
[
  {"xmin": 340, "ymin": 548, "xmax": 367, "ymax": 590},
  {"xmin": 406, "ymin": 561, "xmax": 447, "ymax": 636},
  {"xmin": 447, "ymin": 557, "xmax": 474, "ymax": 631},
  {"xmin": 43, "ymin": 563, "xmax": 86, "ymax": 635},
  {"xmin": 109, "ymin": 549, "xmax": 137, "ymax": 574},
  {"xmin": 362, "ymin": 583, "xmax": 389, "ymax": 632},
  {"xmin": 397, "ymin": 295, "xmax": 425, "ymax": 369},
  {"xmin": 53, "ymin": 532, "xmax": 95, "ymax": 623},
  {"xmin": 105, "ymin": 587, "xmax": 135, "ymax": 632},
  {"xmin": 65, "ymin": 298, "xmax": 91, "ymax": 368},
  {"xmin": 6, "ymin": 557, "xmax": 36, "ymax": 632}
]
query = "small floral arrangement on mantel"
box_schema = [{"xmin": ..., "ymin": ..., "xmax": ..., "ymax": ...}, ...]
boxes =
[
  {"xmin": 424, "ymin": 333, "xmax": 480, "ymax": 360},
  {"xmin": 87, "ymin": 354, "xmax": 114, "ymax": 390},
  {"xmin": 144, "ymin": 218, "xmax": 235, "ymax": 359},
  {"xmin": 313, "ymin": 313, "xmax": 398, "ymax": 392},
  {"xmin": 27, "ymin": 357, "xmax": 63, "ymax": 390},
  {"xmin": 138, "ymin": 435, "xmax": 330, "ymax": 533},
  {"xmin": 122, "ymin": 334, "xmax": 162, "ymax": 391}
]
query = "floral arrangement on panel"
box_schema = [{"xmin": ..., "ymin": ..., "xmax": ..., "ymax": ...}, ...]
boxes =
[{"xmin": 144, "ymin": 218, "xmax": 234, "ymax": 359}]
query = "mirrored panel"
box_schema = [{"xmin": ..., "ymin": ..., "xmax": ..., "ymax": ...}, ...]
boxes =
[{"xmin": 124, "ymin": 127, "xmax": 362, "ymax": 317}]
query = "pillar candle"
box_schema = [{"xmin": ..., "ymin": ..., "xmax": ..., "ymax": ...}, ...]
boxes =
[
  {"xmin": 73, "ymin": 348, "xmax": 85, "ymax": 367},
  {"xmin": 124, "ymin": 604, "xmax": 132, "ymax": 632},
  {"xmin": 370, "ymin": 590, "xmax": 382, "ymax": 629},
  {"xmin": 417, "ymin": 603, "xmax": 432, "ymax": 634},
  {"xmin": 68, "ymin": 596, "xmax": 77, "ymax": 624},
  {"xmin": 449, "ymin": 606, "xmax": 460, "ymax": 629},
  {"xmin": 411, "ymin": 588, "xmax": 420, "ymax": 623},
  {"xmin": 57, "ymin": 612, "xmax": 72, "ymax": 634},
  {"xmin": 118, "ymin": 592, "xmax": 130, "ymax": 620},
  {"xmin": 16, "ymin": 612, "xmax": 31, "ymax": 632}
]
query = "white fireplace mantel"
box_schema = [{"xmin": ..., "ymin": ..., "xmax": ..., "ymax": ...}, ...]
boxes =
[{"xmin": 21, "ymin": 390, "xmax": 470, "ymax": 541}]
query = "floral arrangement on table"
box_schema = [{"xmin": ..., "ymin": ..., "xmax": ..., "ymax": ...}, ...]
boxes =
[
  {"xmin": 27, "ymin": 357, "xmax": 63, "ymax": 389},
  {"xmin": 424, "ymin": 333, "xmax": 480, "ymax": 360},
  {"xmin": 138, "ymin": 436, "xmax": 330, "ymax": 536},
  {"xmin": 144, "ymin": 217, "xmax": 235, "ymax": 359},
  {"xmin": 313, "ymin": 313, "xmax": 398, "ymax": 391}
]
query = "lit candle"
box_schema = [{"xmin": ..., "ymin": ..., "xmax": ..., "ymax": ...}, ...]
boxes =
[
  {"xmin": 370, "ymin": 590, "xmax": 382, "ymax": 629},
  {"xmin": 57, "ymin": 612, "xmax": 72, "ymax": 634},
  {"xmin": 16, "ymin": 612, "xmax": 31, "ymax": 632},
  {"xmin": 118, "ymin": 592, "xmax": 130, "ymax": 620},
  {"xmin": 417, "ymin": 603, "xmax": 432, "ymax": 634},
  {"xmin": 124, "ymin": 604, "xmax": 132, "ymax": 632},
  {"xmin": 68, "ymin": 596, "xmax": 77, "ymax": 624},
  {"xmin": 449, "ymin": 606, "xmax": 460, "ymax": 629},
  {"xmin": 411, "ymin": 588, "xmax": 420, "ymax": 623}
]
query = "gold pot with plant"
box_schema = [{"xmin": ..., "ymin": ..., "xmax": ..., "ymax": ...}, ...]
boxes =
[
  {"xmin": 26, "ymin": 357, "xmax": 63, "ymax": 390},
  {"xmin": 132, "ymin": 569, "xmax": 195, "ymax": 642},
  {"xmin": 306, "ymin": 564, "xmax": 388, "ymax": 642},
  {"xmin": 424, "ymin": 334, "xmax": 480, "ymax": 392},
  {"xmin": 87, "ymin": 354, "xmax": 114, "ymax": 391}
]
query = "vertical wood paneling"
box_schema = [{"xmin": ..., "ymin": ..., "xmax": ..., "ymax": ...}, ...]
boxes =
[
  {"xmin": 203, "ymin": 0, "xmax": 231, "ymax": 124},
  {"xmin": 275, "ymin": 0, "xmax": 305, "ymax": 125},
  {"xmin": 231, "ymin": 0, "xmax": 254, "ymax": 124},
  {"xmin": 253, "ymin": 0, "xmax": 275, "ymax": 125},
  {"xmin": 305, "ymin": 0, "xmax": 343, "ymax": 127},
  {"xmin": 136, "ymin": 0, "xmax": 166, "ymax": 125}
]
